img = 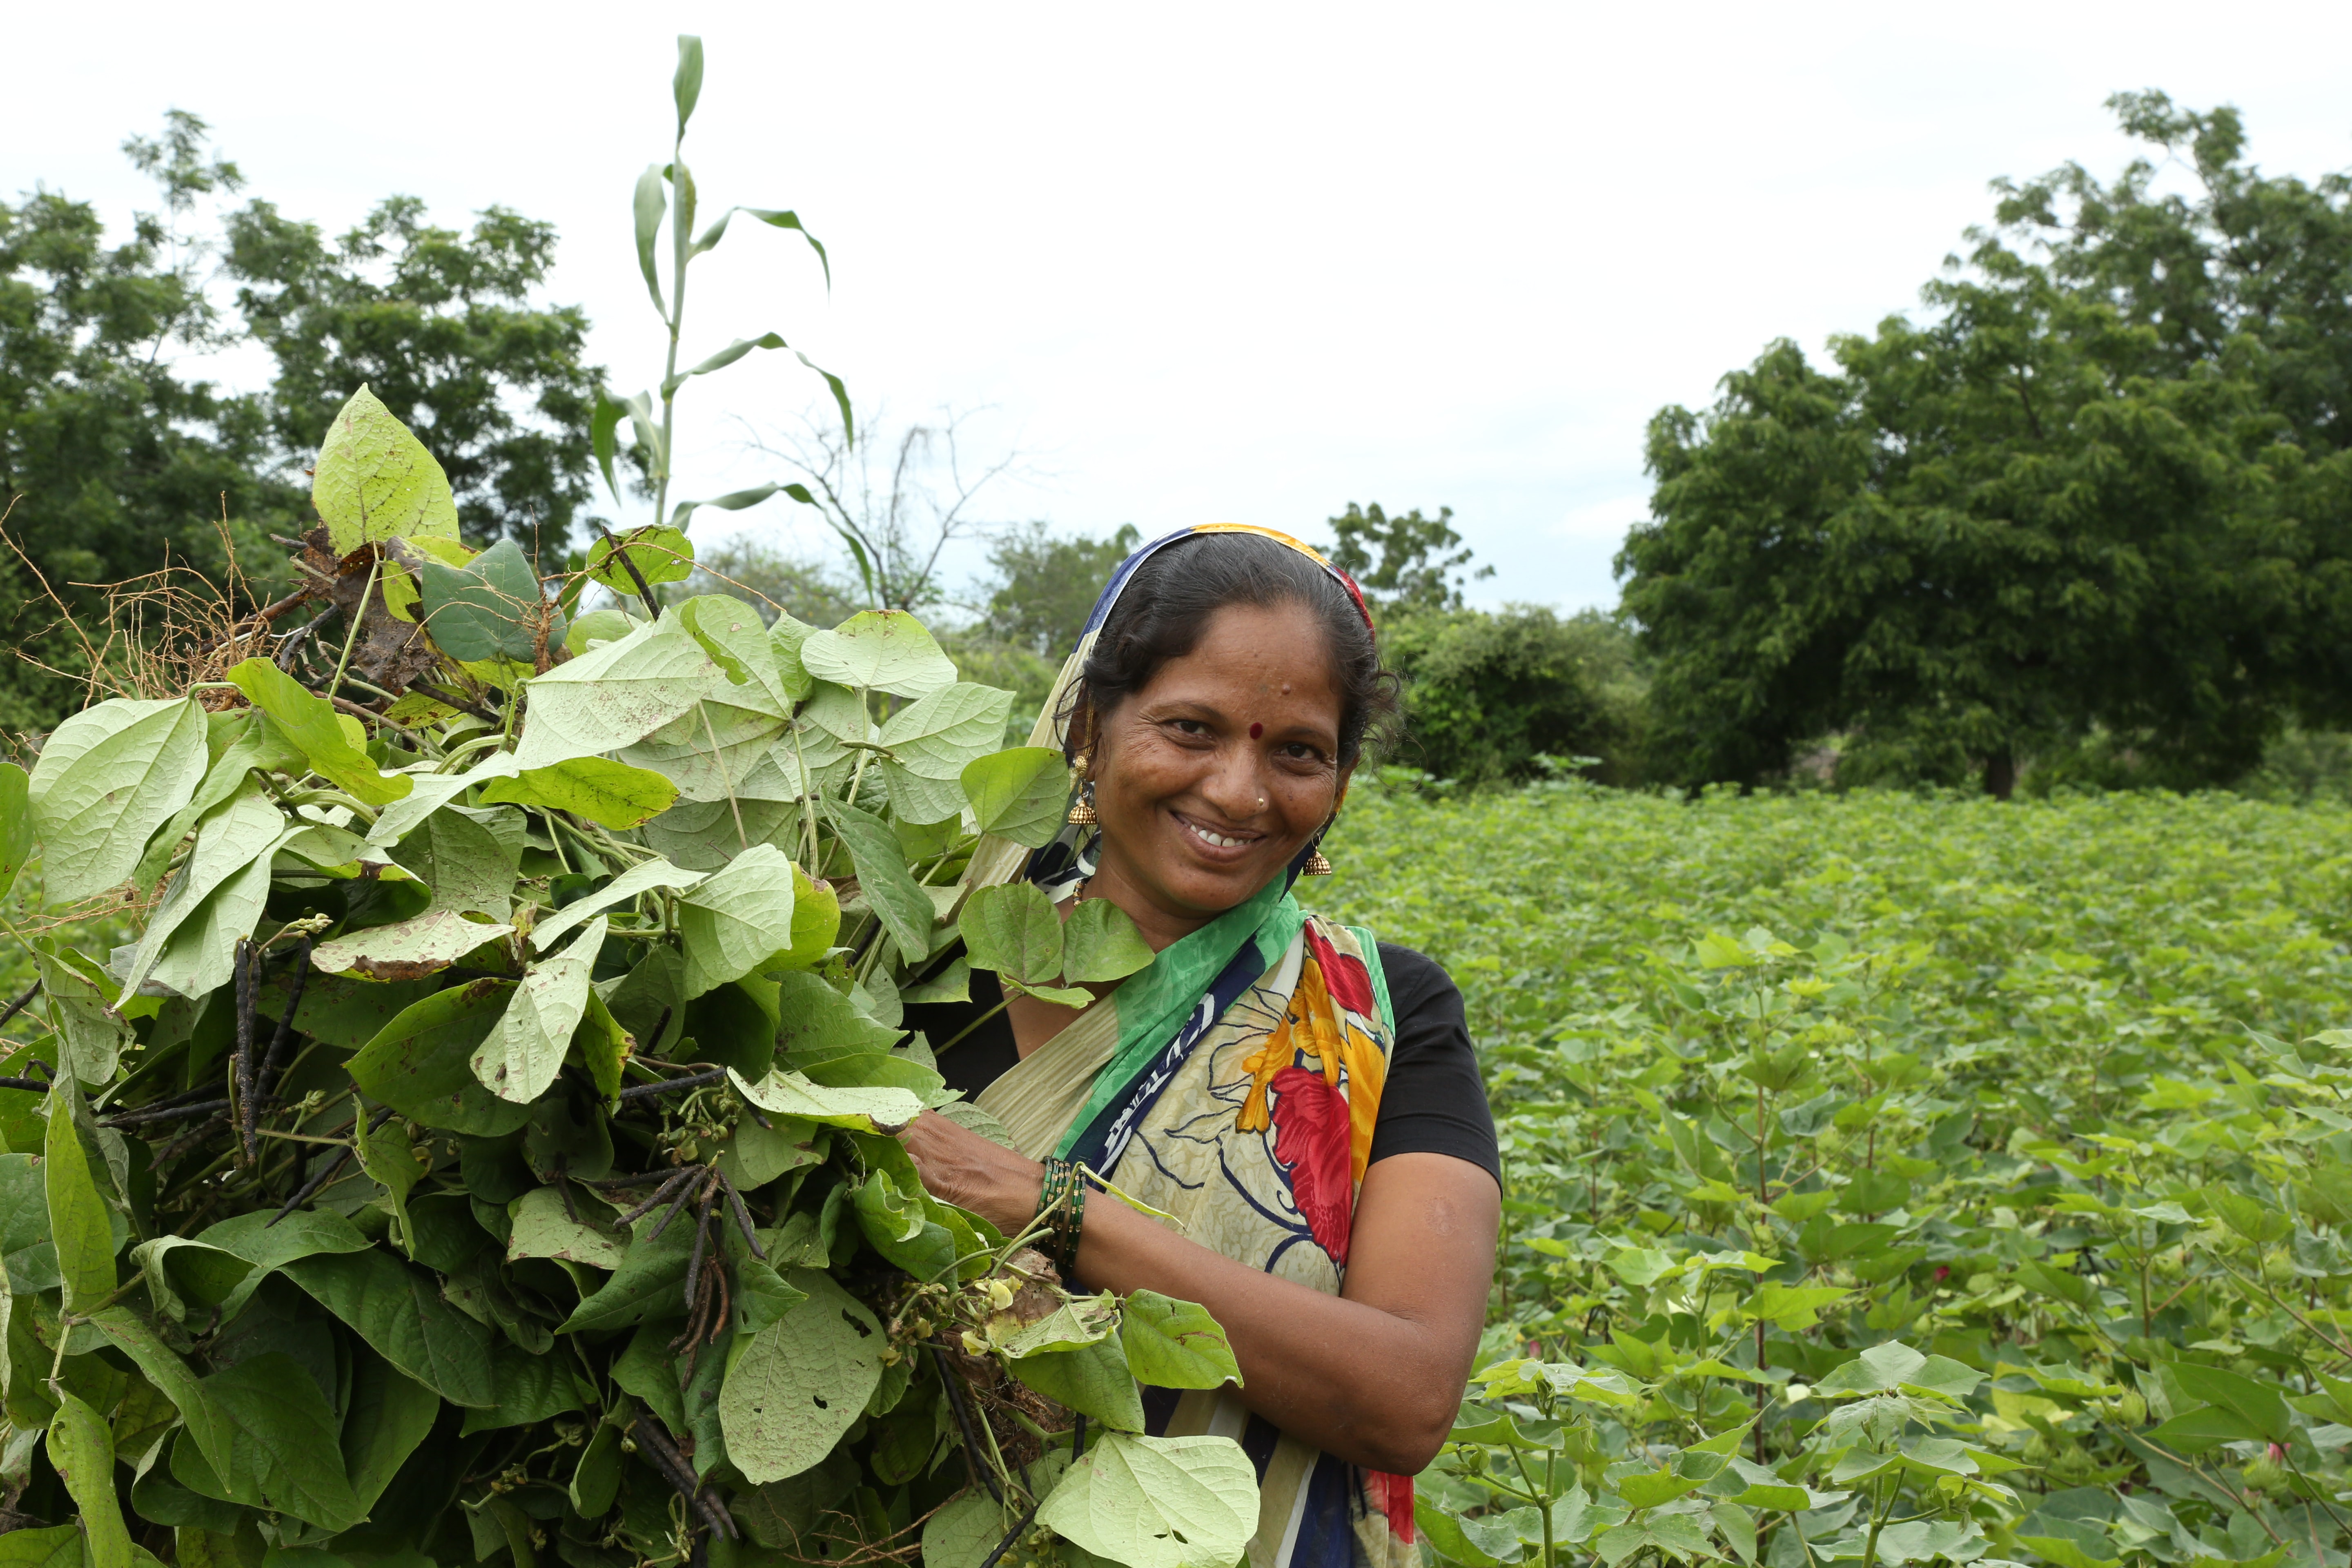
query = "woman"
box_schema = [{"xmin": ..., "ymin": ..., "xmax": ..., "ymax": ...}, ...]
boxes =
[{"xmin": 899, "ymin": 526, "xmax": 1500, "ymax": 1568}]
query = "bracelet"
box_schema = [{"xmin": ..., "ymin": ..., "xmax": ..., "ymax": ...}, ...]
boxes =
[{"xmin": 1034, "ymin": 1156, "xmax": 1089, "ymax": 1276}]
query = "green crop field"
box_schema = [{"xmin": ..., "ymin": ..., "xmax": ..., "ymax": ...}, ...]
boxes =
[{"xmin": 1303, "ymin": 784, "xmax": 2352, "ymax": 1568}]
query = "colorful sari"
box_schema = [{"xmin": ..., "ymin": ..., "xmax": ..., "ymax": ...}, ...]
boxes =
[{"xmin": 956, "ymin": 526, "xmax": 1419, "ymax": 1568}]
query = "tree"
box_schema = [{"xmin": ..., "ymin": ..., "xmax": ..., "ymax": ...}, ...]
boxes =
[
  {"xmin": 979, "ymin": 520, "xmax": 1141, "ymax": 655},
  {"xmin": 0, "ymin": 116, "xmax": 302, "ymax": 728},
  {"xmin": 1326, "ymin": 501, "xmax": 1492, "ymax": 611},
  {"xmin": 227, "ymin": 194, "xmax": 606, "ymax": 553},
  {"xmin": 743, "ymin": 404, "xmax": 1029, "ymax": 612},
  {"xmin": 1617, "ymin": 94, "xmax": 2352, "ymax": 795},
  {"xmin": 1380, "ymin": 606, "xmax": 1648, "ymax": 786}
]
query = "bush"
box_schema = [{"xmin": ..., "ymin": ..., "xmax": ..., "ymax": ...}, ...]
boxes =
[{"xmin": 1379, "ymin": 605, "xmax": 1648, "ymax": 787}]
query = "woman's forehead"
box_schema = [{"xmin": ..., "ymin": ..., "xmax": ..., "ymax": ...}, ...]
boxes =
[{"xmin": 1136, "ymin": 604, "xmax": 1341, "ymax": 706}]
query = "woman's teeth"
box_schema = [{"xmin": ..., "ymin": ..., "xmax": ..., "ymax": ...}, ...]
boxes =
[{"xmin": 1183, "ymin": 819, "xmax": 1250, "ymax": 849}]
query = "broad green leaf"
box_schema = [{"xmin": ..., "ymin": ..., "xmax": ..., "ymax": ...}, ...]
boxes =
[
  {"xmin": 771, "ymin": 971, "xmax": 904, "ymax": 1059},
  {"xmin": 1008, "ymin": 1337, "xmax": 1147, "ymax": 1431},
  {"xmin": 511, "ymin": 616, "xmax": 719, "ymax": 771},
  {"xmin": 769, "ymin": 864, "xmax": 841, "ymax": 971},
  {"xmin": 347, "ymin": 979, "xmax": 534, "ymax": 1136},
  {"xmin": 47, "ymin": 1390, "xmax": 133, "ymax": 1568},
  {"xmin": 1063, "ymin": 899, "xmax": 1154, "ymax": 984},
  {"xmin": 962, "ymin": 746, "xmax": 1070, "ymax": 848},
  {"xmin": 618, "ymin": 697, "xmax": 788, "ymax": 803},
  {"xmin": 223, "ymin": 659, "xmax": 411, "ymax": 807},
  {"xmin": 340, "ymin": 1345, "xmax": 439, "ymax": 1513},
  {"xmin": 354, "ymin": 1104, "xmax": 423, "ymax": 1250},
  {"xmin": 642, "ymin": 792, "xmax": 802, "ymax": 871},
  {"xmin": 1118, "ymin": 1292, "xmax": 1242, "ymax": 1390},
  {"xmin": 479, "ymin": 755, "xmax": 680, "ymax": 829},
  {"xmin": 173, "ymin": 1352, "xmax": 364, "ymax": 1530},
  {"xmin": 2145, "ymin": 1405, "xmax": 2262, "ymax": 1453},
  {"xmin": 506, "ymin": 1186, "xmax": 625, "ymax": 1269},
  {"xmin": 472, "ymin": 915, "xmax": 604, "ymax": 1102},
  {"xmin": 728, "ymin": 1067, "xmax": 924, "ymax": 1132},
  {"xmin": 586, "ymin": 524, "xmax": 695, "ymax": 590},
  {"xmin": 679, "ymin": 594, "xmax": 795, "ymax": 715},
  {"xmin": 569, "ymin": 1421, "xmax": 624, "ymax": 1518},
  {"xmin": 532, "ymin": 856, "xmax": 706, "ymax": 951},
  {"xmin": 799, "ymin": 610, "xmax": 957, "ymax": 697},
  {"xmin": 679, "ymin": 843, "xmax": 798, "ymax": 997},
  {"xmin": 0, "ymin": 763, "xmax": 31, "ymax": 900},
  {"xmin": 0, "ymin": 1153, "xmax": 61, "ymax": 1292},
  {"xmin": 36, "ymin": 943, "xmax": 134, "ymax": 1084},
  {"xmin": 85, "ymin": 1307, "xmax": 232, "ymax": 1482},
  {"xmin": 419, "ymin": 537, "xmax": 564, "ymax": 664},
  {"xmin": 311, "ymin": 908, "xmax": 516, "ymax": 982},
  {"xmin": 395, "ymin": 796, "xmax": 523, "ymax": 917},
  {"xmin": 559, "ymin": 1206, "xmax": 696, "ymax": 1333},
  {"xmin": 923, "ymin": 1490, "xmax": 1014, "ymax": 1568},
  {"xmin": 719, "ymin": 1113, "xmax": 828, "ymax": 1189},
  {"xmin": 1744, "ymin": 1282, "xmax": 1848, "ymax": 1330},
  {"xmin": 0, "ymin": 1526, "xmax": 85, "ymax": 1568},
  {"xmin": 363, "ymin": 752, "xmax": 515, "ymax": 844},
  {"xmin": 2018, "ymin": 1537, "xmax": 2120, "ymax": 1568},
  {"xmin": 875, "ymin": 682, "xmax": 1015, "ymax": 823},
  {"xmin": 717, "ymin": 1269, "xmax": 886, "ymax": 1483},
  {"xmin": 45, "ymin": 1082, "xmax": 116, "ymax": 1311},
  {"xmin": 566, "ymin": 606, "xmax": 637, "ymax": 653},
  {"xmin": 312, "ymin": 383, "xmax": 461, "ymax": 553},
  {"xmin": 460, "ymin": 1341, "xmax": 595, "ymax": 1434},
  {"xmin": 1035, "ymin": 1432, "xmax": 1258, "ymax": 1568},
  {"xmin": 28, "ymin": 695, "xmax": 208, "ymax": 902},
  {"xmin": 282, "ymin": 1248, "xmax": 499, "ymax": 1407},
  {"xmin": 576, "ymin": 989, "xmax": 630, "ymax": 1100},
  {"xmin": 113, "ymin": 783, "xmax": 289, "ymax": 1001},
  {"xmin": 2165, "ymin": 1362, "xmax": 2295, "ymax": 1444},
  {"xmin": 959, "ymin": 881, "xmax": 1063, "ymax": 988},
  {"xmin": 2203, "ymin": 1185, "xmax": 2293, "ymax": 1246}
]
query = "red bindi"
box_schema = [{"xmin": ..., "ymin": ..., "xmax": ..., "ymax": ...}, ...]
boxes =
[{"xmin": 1249, "ymin": 722, "xmax": 1263, "ymax": 739}]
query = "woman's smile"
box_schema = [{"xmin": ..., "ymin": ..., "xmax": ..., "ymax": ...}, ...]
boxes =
[{"xmin": 1171, "ymin": 808, "xmax": 1265, "ymax": 858}]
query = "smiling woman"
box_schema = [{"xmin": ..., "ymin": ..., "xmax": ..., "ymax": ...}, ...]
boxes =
[{"xmin": 900, "ymin": 526, "xmax": 1502, "ymax": 1568}]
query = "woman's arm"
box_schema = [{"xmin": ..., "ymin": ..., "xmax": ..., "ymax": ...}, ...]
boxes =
[{"xmin": 897, "ymin": 1113, "xmax": 1499, "ymax": 1474}]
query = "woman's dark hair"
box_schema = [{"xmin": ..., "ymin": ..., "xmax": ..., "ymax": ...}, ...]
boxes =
[{"xmin": 1065, "ymin": 533, "xmax": 1401, "ymax": 766}]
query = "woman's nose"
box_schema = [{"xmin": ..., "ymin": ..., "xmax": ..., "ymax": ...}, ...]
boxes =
[{"xmin": 1197, "ymin": 744, "xmax": 1272, "ymax": 821}]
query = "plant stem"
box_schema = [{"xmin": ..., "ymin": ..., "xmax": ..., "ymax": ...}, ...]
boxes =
[{"xmin": 327, "ymin": 555, "xmax": 381, "ymax": 699}]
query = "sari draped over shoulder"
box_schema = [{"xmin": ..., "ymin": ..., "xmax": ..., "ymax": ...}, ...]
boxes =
[{"xmin": 955, "ymin": 526, "xmax": 1418, "ymax": 1568}]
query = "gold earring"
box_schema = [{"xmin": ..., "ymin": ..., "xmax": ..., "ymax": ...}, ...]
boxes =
[
  {"xmin": 1066, "ymin": 754, "xmax": 1098, "ymax": 826},
  {"xmin": 1302, "ymin": 813, "xmax": 1336, "ymax": 875}
]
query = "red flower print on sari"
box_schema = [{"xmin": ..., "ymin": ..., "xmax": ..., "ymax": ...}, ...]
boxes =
[
  {"xmin": 1303, "ymin": 927, "xmax": 1376, "ymax": 1018},
  {"xmin": 1267, "ymin": 1065, "xmax": 1353, "ymax": 1265}
]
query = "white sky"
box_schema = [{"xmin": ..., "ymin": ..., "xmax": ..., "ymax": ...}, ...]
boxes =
[{"xmin": 9, "ymin": 0, "xmax": 2352, "ymax": 612}]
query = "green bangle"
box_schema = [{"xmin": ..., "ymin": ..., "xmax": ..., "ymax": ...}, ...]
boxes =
[{"xmin": 1036, "ymin": 1156, "xmax": 1087, "ymax": 1277}]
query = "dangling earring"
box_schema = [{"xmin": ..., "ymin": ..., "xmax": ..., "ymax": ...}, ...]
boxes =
[
  {"xmin": 1303, "ymin": 815, "xmax": 1335, "ymax": 875},
  {"xmin": 1066, "ymin": 754, "xmax": 1098, "ymax": 826}
]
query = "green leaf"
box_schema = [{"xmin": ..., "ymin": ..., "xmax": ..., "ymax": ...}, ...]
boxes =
[
  {"xmin": 347, "ymin": 979, "xmax": 534, "ymax": 1136},
  {"xmin": 45, "ymin": 1082, "xmax": 116, "ymax": 1311},
  {"xmin": 311, "ymin": 908, "xmax": 515, "ymax": 982},
  {"xmin": 771, "ymin": 970, "xmax": 903, "ymax": 1059},
  {"xmin": 532, "ymin": 855, "xmax": 706, "ymax": 951},
  {"xmin": 311, "ymin": 384, "xmax": 461, "ymax": 554},
  {"xmin": 1118, "ymin": 1292, "xmax": 1241, "ymax": 1390},
  {"xmin": 800, "ymin": 611, "xmax": 958, "ymax": 698},
  {"xmin": 0, "ymin": 1526, "xmax": 87, "ymax": 1568},
  {"xmin": 27, "ymin": 695, "xmax": 209, "ymax": 902},
  {"xmin": 2203, "ymin": 1185, "xmax": 2293, "ymax": 1246},
  {"xmin": 618, "ymin": 695, "xmax": 788, "ymax": 804},
  {"xmin": 679, "ymin": 844, "xmax": 798, "ymax": 998},
  {"xmin": 1744, "ymin": 1283, "xmax": 1850, "ymax": 1330},
  {"xmin": 1009, "ymin": 1336, "xmax": 1148, "ymax": 1431},
  {"xmin": 113, "ymin": 783, "xmax": 289, "ymax": 1001},
  {"xmin": 341, "ymin": 1345, "xmax": 439, "ymax": 1513},
  {"xmin": 47, "ymin": 1390, "xmax": 133, "ymax": 1568},
  {"xmin": 923, "ymin": 1489, "xmax": 1014, "ymax": 1568},
  {"xmin": 223, "ymin": 659, "xmax": 411, "ymax": 807},
  {"xmin": 718, "ymin": 1268, "xmax": 886, "ymax": 1483},
  {"xmin": 511, "ymin": 616, "xmax": 719, "ymax": 771},
  {"xmin": 962, "ymin": 746, "xmax": 1070, "ymax": 848},
  {"xmin": 1063, "ymin": 899, "xmax": 1154, "ymax": 984},
  {"xmin": 959, "ymin": 881, "xmax": 1063, "ymax": 989},
  {"xmin": 36, "ymin": 943, "xmax": 133, "ymax": 1085},
  {"xmin": 0, "ymin": 763, "xmax": 32, "ymax": 901},
  {"xmin": 472, "ymin": 915, "xmax": 604, "ymax": 1103},
  {"xmin": 281, "ymin": 1247, "xmax": 499, "ymax": 1407},
  {"xmin": 174, "ymin": 1352, "xmax": 364, "ymax": 1530},
  {"xmin": 506, "ymin": 1185, "xmax": 626, "ymax": 1269},
  {"xmin": 1035, "ymin": 1431, "xmax": 1259, "ymax": 1568},
  {"xmin": 478, "ymin": 756, "xmax": 680, "ymax": 830},
  {"xmin": 586, "ymin": 525, "xmax": 695, "ymax": 591},
  {"xmin": 2165, "ymin": 1361, "xmax": 2295, "ymax": 1443},
  {"xmin": 729, "ymin": 1067, "xmax": 924, "ymax": 1132},
  {"xmin": 875, "ymin": 682, "xmax": 1015, "ymax": 823},
  {"xmin": 830, "ymin": 800, "xmax": 935, "ymax": 966},
  {"xmin": 84, "ymin": 1306, "xmax": 232, "ymax": 1481},
  {"xmin": 569, "ymin": 1421, "xmax": 624, "ymax": 1518},
  {"xmin": 419, "ymin": 537, "xmax": 563, "ymax": 664},
  {"xmin": 560, "ymin": 1205, "xmax": 697, "ymax": 1333},
  {"xmin": 2018, "ymin": 1537, "xmax": 2120, "ymax": 1568}
]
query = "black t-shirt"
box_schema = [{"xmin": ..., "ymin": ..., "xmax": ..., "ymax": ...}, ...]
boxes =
[{"xmin": 904, "ymin": 940, "xmax": 1500, "ymax": 1185}]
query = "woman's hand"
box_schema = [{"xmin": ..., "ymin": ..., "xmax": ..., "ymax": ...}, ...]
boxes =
[{"xmin": 896, "ymin": 1111, "xmax": 1045, "ymax": 1236}]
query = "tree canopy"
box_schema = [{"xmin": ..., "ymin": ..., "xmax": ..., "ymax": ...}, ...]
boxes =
[{"xmin": 1618, "ymin": 93, "xmax": 2352, "ymax": 795}]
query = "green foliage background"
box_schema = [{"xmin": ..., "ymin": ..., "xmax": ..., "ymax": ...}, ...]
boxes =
[{"xmin": 1302, "ymin": 781, "xmax": 2352, "ymax": 1568}]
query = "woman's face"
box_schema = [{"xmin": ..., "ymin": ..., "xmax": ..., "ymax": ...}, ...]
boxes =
[{"xmin": 1087, "ymin": 600, "xmax": 1352, "ymax": 933}]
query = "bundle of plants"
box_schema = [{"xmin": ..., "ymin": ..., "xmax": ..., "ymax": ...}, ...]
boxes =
[{"xmin": 0, "ymin": 391, "xmax": 1261, "ymax": 1568}]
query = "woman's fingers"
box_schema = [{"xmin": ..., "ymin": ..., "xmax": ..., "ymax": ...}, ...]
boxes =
[{"xmin": 895, "ymin": 1111, "xmax": 1045, "ymax": 1233}]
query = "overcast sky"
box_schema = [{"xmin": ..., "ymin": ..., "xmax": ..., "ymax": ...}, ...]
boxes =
[{"xmin": 10, "ymin": 0, "xmax": 2352, "ymax": 612}]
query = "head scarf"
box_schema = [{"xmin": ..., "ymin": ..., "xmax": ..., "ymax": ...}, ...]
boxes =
[{"xmin": 954, "ymin": 525, "xmax": 1418, "ymax": 1568}]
